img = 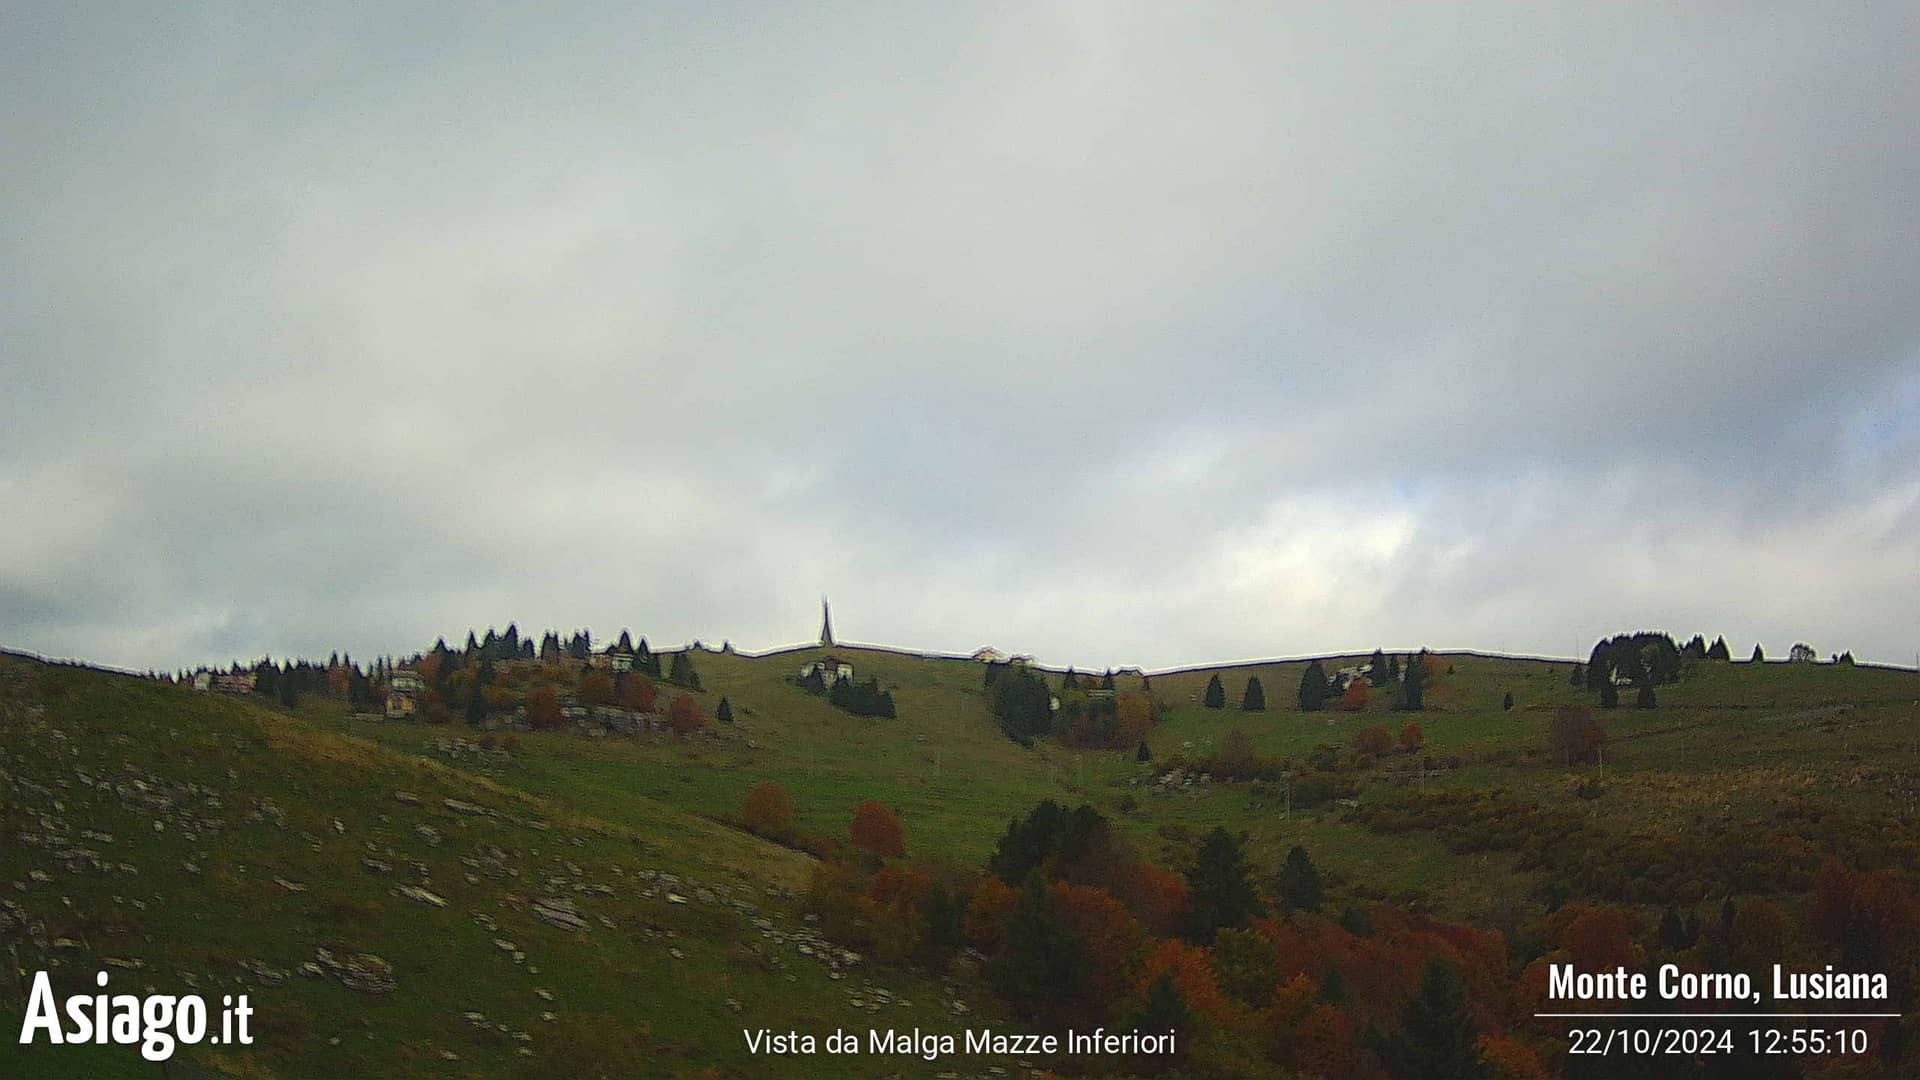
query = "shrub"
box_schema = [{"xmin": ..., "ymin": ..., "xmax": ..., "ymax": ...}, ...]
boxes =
[
  {"xmin": 1353, "ymin": 725, "xmax": 1393, "ymax": 757},
  {"xmin": 667, "ymin": 694, "xmax": 704, "ymax": 734},
  {"xmin": 526, "ymin": 685, "xmax": 563, "ymax": 730},
  {"xmin": 742, "ymin": 782, "xmax": 795, "ymax": 839},
  {"xmin": 850, "ymin": 801, "xmax": 906, "ymax": 857}
]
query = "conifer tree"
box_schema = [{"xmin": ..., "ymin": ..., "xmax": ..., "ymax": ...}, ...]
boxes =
[
  {"xmin": 987, "ymin": 881, "xmax": 1088, "ymax": 1010},
  {"xmin": 1569, "ymin": 662, "xmax": 1585, "ymax": 686},
  {"xmin": 1502, "ymin": 691, "xmax": 1514, "ymax": 711},
  {"xmin": 1202, "ymin": 673, "xmax": 1226, "ymax": 709},
  {"xmin": 1241, "ymin": 676, "xmax": 1266, "ymax": 712},
  {"xmin": 1636, "ymin": 683, "xmax": 1656, "ymax": 709},
  {"xmin": 1368, "ymin": 648, "xmax": 1389, "ymax": 686},
  {"xmin": 1600, "ymin": 680, "xmax": 1619, "ymax": 709},
  {"xmin": 1183, "ymin": 827, "xmax": 1262, "ymax": 941},
  {"xmin": 716, "ymin": 696, "xmax": 733, "ymax": 723},
  {"xmin": 1378, "ymin": 960, "xmax": 1490, "ymax": 1080},
  {"xmin": 1277, "ymin": 844, "xmax": 1323, "ymax": 913},
  {"xmin": 1101, "ymin": 668, "xmax": 1116, "ymax": 691},
  {"xmin": 1397, "ymin": 653, "xmax": 1425, "ymax": 711},
  {"xmin": 1297, "ymin": 661, "xmax": 1328, "ymax": 712},
  {"xmin": 1707, "ymin": 635, "xmax": 1731, "ymax": 661},
  {"xmin": 1135, "ymin": 740, "xmax": 1152, "ymax": 763},
  {"xmin": 1062, "ymin": 668, "xmax": 1080, "ymax": 690}
]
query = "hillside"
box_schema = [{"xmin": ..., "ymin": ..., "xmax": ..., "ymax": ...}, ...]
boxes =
[
  {"xmin": 6, "ymin": 640, "xmax": 1920, "ymax": 1077},
  {"xmin": 0, "ymin": 652, "xmax": 988, "ymax": 1079}
]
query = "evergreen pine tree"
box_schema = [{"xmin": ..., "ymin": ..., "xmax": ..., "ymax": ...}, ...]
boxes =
[
  {"xmin": 1277, "ymin": 845, "xmax": 1323, "ymax": 913},
  {"xmin": 1297, "ymin": 661, "xmax": 1328, "ymax": 712},
  {"xmin": 1707, "ymin": 635, "xmax": 1731, "ymax": 661},
  {"xmin": 1502, "ymin": 691, "xmax": 1514, "ymax": 711},
  {"xmin": 1062, "ymin": 667, "xmax": 1080, "ymax": 690},
  {"xmin": 1202, "ymin": 673, "xmax": 1226, "ymax": 709},
  {"xmin": 716, "ymin": 696, "xmax": 733, "ymax": 723},
  {"xmin": 1183, "ymin": 827, "xmax": 1263, "ymax": 941},
  {"xmin": 1378, "ymin": 960, "xmax": 1490, "ymax": 1080},
  {"xmin": 1658, "ymin": 906, "xmax": 1687, "ymax": 950},
  {"xmin": 1101, "ymin": 668, "xmax": 1116, "ymax": 691},
  {"xmin": 1125, "ymin": 973, "xmax": 1190, "ymax": 1067},
  {"xmin": 1241, "ymin": 676, "xmax": 1266, "ymax": 711},
  {"xmin": 1569, "ymin": 662, "xmax": 1585, "ymax": 686},
  {"xmin": 1600, "ymin": 681, "xmax": 1619, "ymax": 709},
  {"xmin": 987, "ymin": 880, "xmax": 1088, "ymax": 1010},
  {"xmin": 1135, "ymin": 740, "xmax": 1152, "ymax": 763},
  {"xmin": 1368, "ymin": 648, "xmax": 1388, "ymax": 686},
  {"xmin": 1398, "ymin": 653, "xmax": 1425, "ymax": 711},
  {"xmin": 1635, "ymin": 683, "xmax": 1656, "ymax": 709},
  {"xmin": 1751, "ymin": 643, "xmax": 1764, "ymax": 663},
  {"xmin": 278, "ymin": 664, "xmax": 298, "ymax": 708}
]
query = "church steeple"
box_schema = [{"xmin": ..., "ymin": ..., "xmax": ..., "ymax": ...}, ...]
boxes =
[{"xmin": 819, "ymin": 597, "xmax": 834, "ymax": 646}]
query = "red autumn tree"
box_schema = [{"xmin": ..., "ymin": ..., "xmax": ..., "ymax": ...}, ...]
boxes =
[
  {"xmin": 577, "ymin": 670, "xmax": 616, "ymax": 707},
  {"xmin": 1400, "ymin": 720, "xmax": 1424, "ymax": 752},
  {"xmin": 526, "ymin": 684, "xmax": 563, "ymax": 730},
  {"xmin": 1122, "ymin": 862, "xmax": 1189, "ymax": 938},
  {"xmin": 618, "ymin": 672, "xmax": 657, "ymax": 711},
  {"xmin": 1555, "ymin": 904, "xmax": 1639, "ymax": 972},
  {"xmin": 1050, "ymin": 882, "xmax": 1147, "ymax": 1003},
  {"xmin": 1139, "ymin": 939, "xmax": 1230, "ymax": 1022},
  {"xmin": 1353, "ymin": 724, "xmax": 1393, "ymax": 756},
  {"xmin": 1340, "ymin": 679, "xmax": 1369, "ymax": 711},
  {"xmin": 850, "ymin": 800, "xmax": 905, "ymax": 857},
  {"xmin": 964, "ymin": 877, "xmax": 1019, "ymax": 952},
  {"xmin": 741, "ymin": 781, "xmax": 795, "ymax": 838},
  {"xmin": 667, "ymin": 693, "xmax": 704, "ymax": 734}
]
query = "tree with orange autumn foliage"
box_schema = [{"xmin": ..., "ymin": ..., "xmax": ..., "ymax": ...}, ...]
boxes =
[
  {"xmin": 741, "ymin": 781, "xmax": 795, "ymax": 839},
  {"xmin": 850, "ymin": 800, "xmax": 906, "ymax": 857},
  {"xmin": 1547, "ymin": 904, "xmax": 1641, "ymax": 973},
  {"xmin": 1400, "ymin": 720, "xmax": 1424, "ymax": 752},
  {"xmin": 1478, "ymin": 1035, "xmax": 1550, "ymax": 1080},
  {"xmin": 577, "ymin": 669, "xmax": 616, "ymax": 707},
  {"xmin": 1049, "ymin": 882, "xmax": 1147, "ymax": 1004},
  {"xmin": 1121, "ymin": 862, "xmax": 1188, "ymax": 938},
  {"xmin": 666, "ymin": 693, "xmax": 704, "ymax": 734},
  {"xmin": 1139, "ymin": 939, "xmax": 1230, "ymax": 1022},
  {"xmin": 1353, "ymin": 724, "xmax": 1393, "ymax": 756},
  {"xmin": 964, "ymin": 876, "xmax": 1019, "ymax": 952},
  {"xmin": 525, "ymin": 684, "xmax": 563, "ymax": 729},
  {"xmin": 618, "ymin": 671, "xmax": 657, "ymax": 711},
  {"xmin": 1341, "ymin": 678, "xmax": 1369, "ymax": 711}
]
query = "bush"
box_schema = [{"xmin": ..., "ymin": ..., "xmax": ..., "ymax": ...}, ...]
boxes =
[
  {"xmin": 742, "ymin": 781, "xmax": 795, "ymax": 839},
  {"xmin": 851, "ymin": 801, "xmax": 906, "ymax": 857},
  {"xmin": 1353, "ymin": 725, "xmax": 1393, "ymax": 757},
  {"xmin": 667, "ymin": 694, "xmax": 704, "ymax": 734},
  {"xmin": 526, "ymin": 685, "xmax": 563, "ymax": 730}
]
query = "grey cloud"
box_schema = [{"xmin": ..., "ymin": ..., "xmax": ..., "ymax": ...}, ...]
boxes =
[{"xmin": 3, "ymin": 3, "xmax": 1918, "ymax": 672}]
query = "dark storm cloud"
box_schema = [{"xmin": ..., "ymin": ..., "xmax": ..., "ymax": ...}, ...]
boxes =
[{"xmin": 3, "ymin": 3, "xmax": 1917, "ymax": 673}]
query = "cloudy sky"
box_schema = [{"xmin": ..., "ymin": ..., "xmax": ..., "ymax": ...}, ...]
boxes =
[{"xmin": 4, "ymin": 3, "xmax": 1917, "ymax": 674}]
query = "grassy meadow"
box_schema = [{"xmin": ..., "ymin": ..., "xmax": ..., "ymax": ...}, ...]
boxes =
[{"xmin": 3, "ymin": 640, "xmax": 1917, "ymax": 1077}]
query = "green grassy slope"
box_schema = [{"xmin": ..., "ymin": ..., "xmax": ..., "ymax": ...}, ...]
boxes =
[
  {"xmin": 5, "ymin": 642, "xmax": 1916, "ymax": 1077},
  {"xmin": 314, "ymin": 643, "xmax": 1920, "ymax": 925},
  {"xmin": 0, "ymin": 653, "xmax": 987, "ymax": 1079}
]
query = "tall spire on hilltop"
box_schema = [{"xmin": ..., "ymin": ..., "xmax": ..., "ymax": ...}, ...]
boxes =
[{"xmin": 820, "ymin": 596, "xmax": 834, "ymax": 646}]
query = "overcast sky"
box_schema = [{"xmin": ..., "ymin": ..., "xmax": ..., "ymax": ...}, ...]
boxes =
[{"xmin": 4, "ymin": 3, "xmax": 1917, "ymax": 675}]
